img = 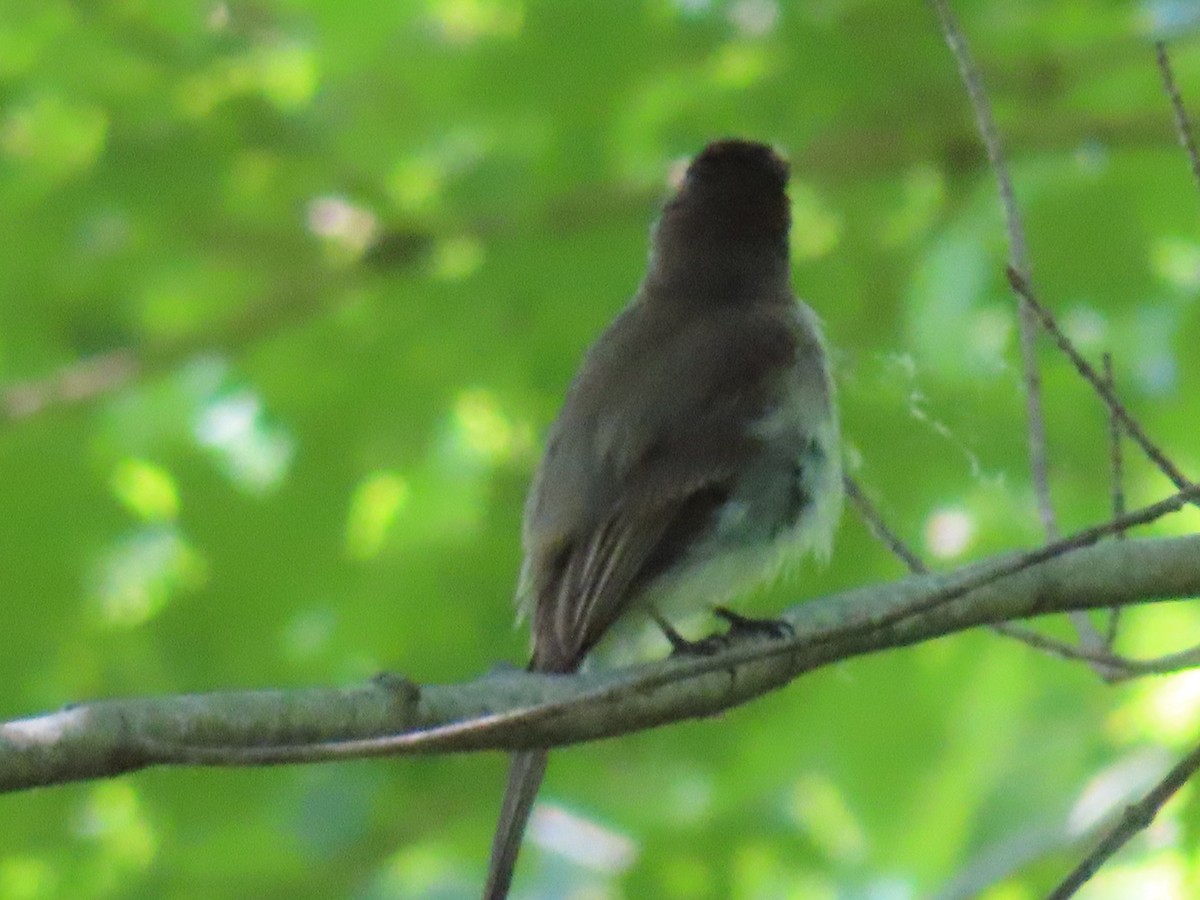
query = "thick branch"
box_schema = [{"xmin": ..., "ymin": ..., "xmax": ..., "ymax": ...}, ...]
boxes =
[{"xmin": 3, "ymin": 533, "xmax": 1199, "ymax": 793}]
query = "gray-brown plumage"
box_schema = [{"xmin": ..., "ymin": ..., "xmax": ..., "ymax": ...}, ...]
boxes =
[{"xmin": 483, "ymin": 140, "xmax": 842, "ymax": 899}]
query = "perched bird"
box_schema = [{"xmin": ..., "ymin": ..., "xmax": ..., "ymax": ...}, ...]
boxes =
[{"xmin": 484, "ymin": 139, "xmax": 842, "ymax": 898}]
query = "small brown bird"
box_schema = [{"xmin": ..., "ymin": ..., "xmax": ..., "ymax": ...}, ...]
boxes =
[{"xmin": 483, "ymin": 139, "xmax": 842, "ymax": 898}]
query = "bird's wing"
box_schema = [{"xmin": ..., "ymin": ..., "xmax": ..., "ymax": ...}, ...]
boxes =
[{"xmin": 528, "ymin": 473, "xmax": 734, "ymax": 672}]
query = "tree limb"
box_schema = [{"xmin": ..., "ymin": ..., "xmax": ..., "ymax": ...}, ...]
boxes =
[{"xmin": 4, "ymin": 531, "xmax": 1198, "ymax": 793}]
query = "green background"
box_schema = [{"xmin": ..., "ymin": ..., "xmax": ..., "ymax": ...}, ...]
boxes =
[{"xmin": 2, "ymin": 0, "xmax": 1200, "ymax": 897}]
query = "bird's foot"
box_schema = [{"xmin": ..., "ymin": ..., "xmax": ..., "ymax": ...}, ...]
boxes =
[
  {"xmin": 650, "ymin": 610, "xmax": 730, "ymax": 657},
  {"xmin": 712, "ymin": 607, "xmax": 794, "ymax": 641}
]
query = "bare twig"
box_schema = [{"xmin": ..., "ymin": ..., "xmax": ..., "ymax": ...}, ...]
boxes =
[
  {"xmin": 996, "ymin": 101, "xmax": 1200, "ymax": 891},
  {"xmin": 851, "ymin": 483, "xmax": 1200, "ymax": 649},
  {"xmin": 844, "ymin": 475, "xmax": 929, "ymax": 574},
  {"xmin": 847, "ymin": 472, "xmax": 1099, "ymax": 667},
  {"xmin": 846, "ymin": 472, "xmax": 1189, "ymax": 676},
  {"xmin": 990, "ymin": 622, "xmax": 1115, "ymax": 666},
  {"xmin": 1109, "ymin": 644, "xmax": 1200, "ymax": 681},
  {"xmin": 1104, "ymin": 354, "xmax": 1127, "ymax": 530},
  {"xmin": 1155, "ymin": 41, "xmax": 1200, "ymax": 193},
  {"xmin": 1048, "ymin": 738, "xmax": 1200, "ymax": 899},
  {"xmin": 927, "ymin": 0, "xmax": 1057, "ymax": 536},
  {"xmin": 927, "ymin": 0, "xmax": 1130, "ymax": 667},
  {"xmin": 1006, "ymin": 267, "xmax": 1196, "ymax": 499},
  {"xmin": 989, "ymin": 621, "xmax": 1200, "ymax": 681},
  {"xmin": 1103, "ymin": 353, "xmax": 1126, "ymax": 646}
]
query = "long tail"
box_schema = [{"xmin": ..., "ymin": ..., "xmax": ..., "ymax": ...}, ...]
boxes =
[{"xmin": 483, "ymin": 749, "xmax": 550, "ymax": 899}]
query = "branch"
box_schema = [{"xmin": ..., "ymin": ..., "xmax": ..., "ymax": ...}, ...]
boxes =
[
  {"xmin": 846, "ymin": 473, "xmax": 1193, "ymax": 679},
  {"xmin": 1048, "ymin": 738, "xmax": 1200, "ymax": 899},
  {"xmin": 986, "ymin": 622, "xmax": 1200, "ymax": 681},
  {"xmin": 1103, "ymin": 352, "xmax": 1126, "ymax": 646},
  {"xmin": 923, "ymin": 0, "xmax": 1132, "ymax": 671},
  {"xmin": 1006, "ymin": 267, "xmax": 1196, "ymax": 499},
  {"xmin": 1155, "ymin": 41, "xmax": 1200, "ymax": 194},
  {"xmin": 926, "ymin": 0, "xmax": 1056, "ymax": 536},
  {"xmin": 4, "ymin": 526, "xmax": 1199, "ymax": 793},
  {"xmin": 0, "ymin": 229, "xmax": 437, "ymax": 429},
  {"xmin": 844, "ymin": 475, "xmax": 929, "ymax": 574},
  {"xmin": 1, "ymin": 280, "xmax": 333, "ymax": 427}
]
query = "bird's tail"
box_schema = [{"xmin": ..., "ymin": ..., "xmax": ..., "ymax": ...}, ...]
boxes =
[{"xmin": 483, "ymin": 749, "xmax": 550, "ymax": 899}]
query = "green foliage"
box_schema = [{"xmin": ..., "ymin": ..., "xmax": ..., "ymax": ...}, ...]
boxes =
[{"xmin": 2, "ymin": 1, "xmax": 1200, "ymax": 897}]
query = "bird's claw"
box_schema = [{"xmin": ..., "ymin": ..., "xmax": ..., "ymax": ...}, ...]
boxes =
[{"xmin": 712, "ymin": 606, "xmax": 794, "ymax": 640}]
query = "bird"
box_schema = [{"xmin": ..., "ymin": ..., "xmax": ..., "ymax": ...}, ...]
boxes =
[{"xmin": 483, "ymin": 138, "xmax": 842, "ymax": 899}]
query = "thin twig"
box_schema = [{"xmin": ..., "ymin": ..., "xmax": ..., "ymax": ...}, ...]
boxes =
[
  {"xmin": 1103, "ymin": 353, "xmax": 1126, "ymax": 646},
  {"xmin": 1109, "ymin": 644, "xmax": 1200, "ymax": 681},
  {"xmin": 923, "ymin": 0, "xmax": 1125, "ymax": 664},
  {"xmin": 1006, "ymin": 267, "xmax": 1196, "ymax": 499},
  {"xmin": 926, "ymin": 0, "xmax": 1055, "ymax": 537},
  {"xmin": 1104, "ymin": 354, "xmax": 1127, "ymax": 530},
  {"xmin": 840, "ymin": 480, "xmax": 1166, "ymax": 676},
  {"xmin": 1155, "ymin": 41, "xmax": 1200, "ymax": 193},
  {"xmin": 855, "ymin": 483, "xmax": 1200, "ymax": 647},
  {"xmin": 991, "ymin": 622, "xmax": 1119, "ymax": 667},
  {"xmin": 840, "ymin": 475, "xmax": 1200, "ymax": 673},
  {"xmin": 1048, "ymin": 738, "xmax": 1200, "ymax": 899},
  {"xmin": 844, "ymin": 475, "xmax": 929, "ymax": 574},
  {"xmin": 990, "ymin": 622, "xmax": 1200, "ymax": 681}
]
